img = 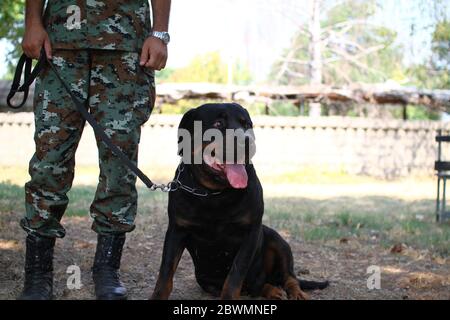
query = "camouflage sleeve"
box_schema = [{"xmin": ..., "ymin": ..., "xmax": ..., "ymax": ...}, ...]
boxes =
[{"xmin": 44, "ymin": 0, "xmax": 151, "ymax": 52}]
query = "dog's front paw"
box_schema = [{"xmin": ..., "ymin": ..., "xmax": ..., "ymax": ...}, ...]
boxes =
[
  {"xmin": 220, "ymin": 290, "xmax": 241, "ymax": 300},
  {"xmin": 288, "ymin": 290, "xmax": 310, "ymax": 300},
  {"xmin": 150, "ymin": 290, "xmax": 170, "ymax": 300},
  {"xmin": 261, "ymin": 284, "xmax": 288, "ymax": 300}
]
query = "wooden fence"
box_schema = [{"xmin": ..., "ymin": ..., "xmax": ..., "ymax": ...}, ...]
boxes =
[{"xmin": 1, "ymin": 81, "xmax": 449, "ymax": 113}]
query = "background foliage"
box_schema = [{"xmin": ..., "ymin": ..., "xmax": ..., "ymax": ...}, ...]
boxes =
[{"xmin": 0, "ymin": 0, "xmax": 448, "ymax": 119}]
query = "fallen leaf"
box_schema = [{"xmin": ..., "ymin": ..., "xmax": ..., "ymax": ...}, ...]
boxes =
[
  {"xmin": 297, "ymin": 268, "xmax": 310, "ymax": 275},
  {"xmin": 74, "ymin": 240, "xmax": 94, "ymax": 249},
  {"xmin": 390, "ymin": 243, "xmax": 407, "ymax": 254},
  {"xmin": 397, "ymin": 272, "xmax": 450, "ymax": 289},
  {"xmin": 0, "ymin": 239, "xmax": 20, "ymax": 250},
  {"xmin": 432, "ymin": 256, "xmax": 447, "ymax": 265}
]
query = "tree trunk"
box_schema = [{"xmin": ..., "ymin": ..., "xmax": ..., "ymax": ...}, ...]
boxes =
[{"xmin": 309, "ymin": 0, "xmax": 323, "ymax": 117}]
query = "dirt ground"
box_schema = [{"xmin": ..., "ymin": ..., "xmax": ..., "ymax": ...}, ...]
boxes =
[{"xmin": 1, "ymin": 208, "xmax": 449, "ymax": 300}]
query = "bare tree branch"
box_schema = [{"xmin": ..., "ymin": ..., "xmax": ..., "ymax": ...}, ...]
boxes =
[
  {"xmin": 275, "ymin": 44, "xmax": 303, "ymax": 82},
  {"xmin": 277, "ymin": 58, "xmax": 310, "ymax": 65},
  {"xmin": 353, "ymin": 44, "xmax": 386, "ymax": 58},
  {"xmin": 327, "ymin": 63, "xmax": 352, "ymax": 84},
  {"xmin": 328, "ymin": 37, "xmax": 386, "ymax": 58},
  {"xmin": 323, "ymin": 56, "xmax": 342, "ymax": 64},
  {"xmin": 285, "ymin": 68, "xmax": 307, "ymax": 79},
  {"xmin": 331, "ymin": 46, "xmax": 387, "ymax": 79},
  {"xmin": 326, "ymin": 32, "xmax": 368, "ymax": 52},
  {"xmin": 321, "ymin": 19, "xmax": 381, "ymax": 35}
]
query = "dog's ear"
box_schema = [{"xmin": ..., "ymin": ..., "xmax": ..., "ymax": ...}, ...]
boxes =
[
  {"xmin": 178, "ymin": 108, "xmax": 197, "ymax": 132},
  {"xmin": 178, "ymin": 108, "xmax": 197, "ymax": 156}
]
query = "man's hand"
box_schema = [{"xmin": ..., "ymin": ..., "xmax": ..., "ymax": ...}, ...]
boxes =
[
  {"xmin": 139, "ymin": 37, "xmax": 168, "ymax": 70},
  {"xmin": 22, "ymin": 0, "xmax": 51, "ymax": 59},
  {"xmin": 22, "ymin": 23, "xmax": 52, "ymax": 59}
]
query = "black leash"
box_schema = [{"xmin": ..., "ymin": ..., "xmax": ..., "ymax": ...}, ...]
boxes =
[
  {"xmin": 6, "ymin": 49, "xmax": 221, "ymax": 197},
  {"xmin": 7, "ymin": 49, "xmax": 158, "ymax": 189},
  {"xmin": 6, "ymin": 52, "xmax": 45, "ymax": 109}
]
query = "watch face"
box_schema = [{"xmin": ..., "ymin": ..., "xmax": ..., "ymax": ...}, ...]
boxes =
[{"xmin": 163, "ymin": 33, "xmax": 170, "ymax": 44}]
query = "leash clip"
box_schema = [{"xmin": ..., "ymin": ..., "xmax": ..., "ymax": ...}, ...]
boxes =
[
  {"xmin": 150, "ymin": 183, "xmax": 166, "ymax": 192},
  {"xmin": 149, "ymin": 181, "xmax": 179, "ymax": 192}
]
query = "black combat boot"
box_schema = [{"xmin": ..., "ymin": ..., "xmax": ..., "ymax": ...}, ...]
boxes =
[
  {"xmin": 19, "ymin": 233, "xmax": 55, "ymax": 300},
  {"xmin": 92, "ymin": 234, "xmax": 128, "ymax": 300}
]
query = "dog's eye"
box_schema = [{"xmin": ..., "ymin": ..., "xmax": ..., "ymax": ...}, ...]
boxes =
[
  {"xmin": 240, "ymin": 119, "xmax": 252, "ymax": 129},
  {"xmin": 213, "ymin": 120, "xmax": 224, "ymax": 128}
]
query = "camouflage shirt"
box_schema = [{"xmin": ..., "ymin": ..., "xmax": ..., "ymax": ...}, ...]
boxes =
[{"xmin": 43, "ymin": 0, "xmax": 151, "ymax": 51}]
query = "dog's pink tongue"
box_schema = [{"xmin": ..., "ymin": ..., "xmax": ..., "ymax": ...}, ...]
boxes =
[{"xmin": 224, "ymin": 164, "xmax": 248, "ymax": 189}]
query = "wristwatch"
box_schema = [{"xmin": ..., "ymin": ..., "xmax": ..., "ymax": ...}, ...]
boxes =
[{"xmin": 151, "ymin": 31, "xmax": 170, "ymax": 45}]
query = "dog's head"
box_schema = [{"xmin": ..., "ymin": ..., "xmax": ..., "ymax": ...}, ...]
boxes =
[{"xmin": 177, "ymin": 103, "xmax": 256, "ymax": 189}]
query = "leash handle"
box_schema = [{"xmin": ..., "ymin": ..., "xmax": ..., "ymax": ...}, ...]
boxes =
[{"xmin": 7, "ymin": 50, "xmax": 45, "ymax": 109}]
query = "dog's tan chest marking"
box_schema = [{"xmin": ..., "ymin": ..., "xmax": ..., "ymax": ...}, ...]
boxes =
[{"xmin": 174, "ymin": 216, "xmax": 197, "ymax": 228}]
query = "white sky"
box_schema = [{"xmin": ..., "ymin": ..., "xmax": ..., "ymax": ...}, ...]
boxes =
[{"xmin": 0, "ymin": 0, "xmax": 448, "ymax": 82}]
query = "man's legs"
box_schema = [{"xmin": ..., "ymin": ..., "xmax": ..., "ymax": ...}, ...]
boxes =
[
  {"xmin": 20, "ymin": 50, "xmax": 90, "ymax": 299},
  {"xmin": 88, "ymin": 50, "xmax": 155, "ymax": 300}
]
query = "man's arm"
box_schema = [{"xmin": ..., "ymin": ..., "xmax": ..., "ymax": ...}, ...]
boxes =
[
  {"xmin": 140, "ymin": 0, "xmax": 172, "ymax": 70},
  {"xmin": 22, "ymin": 0, "xmax": 52, "ymax": 59},
  {"xmin": 151, "ymin": 0, "xmax": 171, "ymax": 32}
]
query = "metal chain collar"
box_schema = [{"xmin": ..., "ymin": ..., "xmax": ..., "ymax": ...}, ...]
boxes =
[{"xmin": 149, "ymin": 163, "xmax": 222, "ymax": 197}]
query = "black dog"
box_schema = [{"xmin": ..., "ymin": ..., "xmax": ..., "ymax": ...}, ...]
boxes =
[{"xmin": 151, "ymin": 103, "xmax": 328, "ymax": 299}]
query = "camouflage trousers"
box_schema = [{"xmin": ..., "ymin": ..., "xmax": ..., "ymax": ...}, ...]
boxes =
[{"xmin": 21, "ymin": 49, "xmax": 155, "ymax": 238}]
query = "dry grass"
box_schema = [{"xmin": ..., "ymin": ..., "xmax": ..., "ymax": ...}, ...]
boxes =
[
  {"xmin": 1, "ymin": 207, "xmax": 449, "ymax": 300},
  {"xmin": 0, "ymin": 165, "xmax": 436, "ymax": 189},
  {"xmin": 0, "ymin": 165, "xmax": 449, "ymax": 300}
]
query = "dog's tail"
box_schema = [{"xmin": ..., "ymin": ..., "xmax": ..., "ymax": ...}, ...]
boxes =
[{"xmin": 298, "ymin": 279, "xmax": 329, "ymax": 290}]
